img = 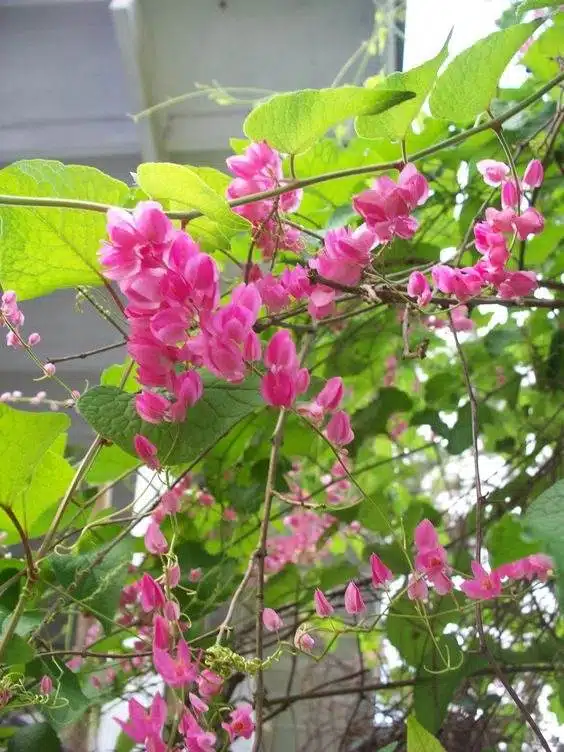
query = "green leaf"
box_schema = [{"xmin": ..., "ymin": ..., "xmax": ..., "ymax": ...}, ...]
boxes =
[
  {"xmin": 0, "ymin": 160, "xmax": 128, "ymax": 300},
  {"xmin": 244, "ymin": 86, "xmax": 415, "ymax": 154},
  {"xmin": 0, "ymin": 404, "xmax": 70, "ymax": 503},
  {"xmin": 0, "ymin": 633, "xmax": 35, "ymax": 666},
  {"xmin": 77, "ymin": 377, "xmax": 265, "ymax": 466},
  {"xmin": 136, "ymin": 163, "xmax": 249, "ymax": 250},
  {"xmin": 413, "ymin": 637, "xmax": 474, "ymax": 733},
  {"xmin": 352, "ymin": 388, "xmax": 413, "ymax": 450},
  {"xmin": 44, "ymin": 667, "xmax": 91, "ymax": 730},
  {"xmin": 86, "ymin": 444, "xmax": 138, "ymax": 485},
  {"xmin": 430, "ymin": 22, "xmax": 539, "ymax": 122},
  {"xmin": 7, "ymin": 723, "xmax": 62, "ymax": 752},
  {"xmin": 265, "ymin": 565, "xmax": 300, "ymax": 608},
  {"xmin": 487, "ymin": 514, "xmax": 542, "ymax": 568},
  {"xmin": 546, "ymin": 329, "xmax": 564, "ymax": 390},
  {"xmin": 524, "ymin": 479, "xmax": 564, "ymax": 608},
  {"xmin": 1, "ymin": 434, "xmax": 75, "ymax": 545},
  {"xmin": 523, "ymin": 17, "xmax": 564, "ymax": 80},
  {"xmin": 407, "ymin": 715, "xmax": 447, "ymax": 752},
  {"xmin": 484, "ymin": 325, "xmax": 522, "ymax": 356},
  {"xmin": 48, "ymin": 536, "xmax": 135, "ymax": 634},
  {"xmin": 357, "ymin": 37, "xmax": 450, "ymax": 140},
  {"xmin": 517, "ymin": 0, "xmax": 561, "ymax": 16}
]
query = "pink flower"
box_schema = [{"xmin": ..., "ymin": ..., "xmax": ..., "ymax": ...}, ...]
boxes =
[
  {"xmin": 522, "ymin": 159, "xmax": 543, "ymax": 190},
  {"xmin": 501, "ymin": 179, "xmax": 519, "ymax": 209},
  {"xmin": 39, "ymin": 675, "xmax": 53, "ymax": 695},
  {"xmin": 222, "ymin": 702, "xmax": 255, "ymax": 742},
  {"xmin": 326, "ymin": 411, "xmax": 355, "ymax": 446},
  {"xmin": 144, "ymin": 521, "xmax": 169, "ymax": 555},
  {"xmin": 314, "ymin": 588, "xmax": 334, "ymax": 617},
  {"xmin": 512, "ymin": 207, "xmax": 544, "ymax": 240},
  {"xmin": 315, "ymin": 377, "xmax": 344, "ymax": 412},
  {"xmin": 414, "ymin": 519, "xmax": 453, "ymax": 594},
  {"xmin": 497, "ymin": 270, "xmax": 537, "ymax": 299},
  {"xmin": 28, "ymin": 332, "xmax": 41, "ymax": 347},
  {"xmin": 153, "ymin": 639, "xmax": 197, "ymax": 688},
  {"xmin": 189, "ymin": 567, "xmax": 202, "ymax": 582},
  {"xmin": 262, "ymin": 607, "xmax": 284, "ymax": 632},
  {"xmin": 189, "ymin": 692, "xmax": 209, "ymax": 715},
  {"xmin": 163, "ymin": 600, "xmax": 180, "ymax": 621},
  {"xmin": 166, "ymin": 563, "xmax": 180, "ymax": 588},
  {"xmin": 370, "ymin": 553, "xmax": 393, "ymax": 587},
  {"xmin": 353, "ymin": 168, "xmax": 425, "ymax": 243},
  {"xmin": 407, "ymin": 271, "xmax": 432, "ymax": 306},
  {"xmin": 135, "ymin": 392, "xmax": 171, "ymax": 424},
  {"xmin": 264, "ymin": 330, "xmax": 299, "ymax": 372},
  {"xmin": 408, "ymin": 573, "xmax": 429, "ymax": 600},
  {"xmin": 344, "ymin": 581, "xmax": 365, "ymax": 614},
  {"xmin": 294, "ymin": 630, "xmax": 315, "ymax": 652},
  {"xmin": 179, "ymin": 711, "xmax": 217, "ymax": 752},
  {"xmin": 139, "ymin": 573, "xmax": 166, "ymax": 612},
  {"xmin": 477, "ymin": 159, "xmax": 510, "ymax": 187},
  {"xmin": 115, "ymin": 692, "xmax": 167, "ymax": 745},
  {"xmin": 134, "ymin": 434, "xmax": 160, "ymax": 470},
  {"xmin": 460, "ymin": 561, "xmax": 502, "ymax": 600},
  {"xmin": 152, "ymin": 614, "xmax": 170, "ymax": 650},
  {"xmin": 197, "ymin": 669, "xmax": 223, "ymax": 699},
  {"xmin": 43, "ymin": 362, "xmax": 56, "ymax": 377},
  {"xmin": 450, "ymin": 305, "xmax": 474, "ymax": 331}
]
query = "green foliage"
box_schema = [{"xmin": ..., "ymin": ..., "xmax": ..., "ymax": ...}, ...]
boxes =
[
  {"xmin": 77, "ymin": 377, "xmax": 265, "ymax": 466},
  {"xmin": 0, "ymin": 404, "xmax": 69, "ymax": 504},
  {"xmin": 487, "ymin": 514, "xmax": 542, "ymax": 567},
  {"xmin": 7, "ymin": 723, "xmax": 62, "ymax": 752},
  {"xmin": 517, "ymin": 0, "xmax": 561, "ymax": 16},
  {"xmin": 0, "ymin": 160, "xmax": 128, "ymax": 299},
  {"xmin": 357, "ymin": 36, "xmax": 450, "ymax": 140},
  {"xmin": 244, "ymin": 86, "xmax": 415, "ymax": 154},
  {"xmin": 430, "ymin": 22, "xmax": 539, "ymax": 122},
  {"xmin": 406, "ymin": 715, "xmax": 447, "ymax": 752},
  {"xmin": 523, "ymin": 17, "xmax": 564, "ymax": 81},
  {"xmin": 46, "ymin": 535, "xmax": 135, "ymax": 634}
]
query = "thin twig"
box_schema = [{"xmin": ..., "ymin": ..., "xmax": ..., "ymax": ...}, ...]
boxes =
[
  {"xmin": 49, "ymin": 340, "xmax": 126, "ymax": 364},
  {"xmin": 450, "ymin": 312, "xmax": 552, "ymax": 752},
  {"xmin": 252, "ymin": 408, "xmax": 287, "ymax": 752}
]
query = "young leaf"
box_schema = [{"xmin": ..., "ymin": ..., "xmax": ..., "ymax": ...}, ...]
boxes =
[
  {"xmin": 522, "ymin": 15, "xmax": 564, "ymax": 81},
  {"xmin": 430, "ymin": 22, "xmax": 539, "ymax": 122},
  {"xmin": 0, "ymin": 405, "xmax": 69, "ymax": 504},
  {"xmin": 356, "ymin": 36, "xmax": 450, "ymax": 141},
  {"xmin": 244, "ymin": 86, "xmax": 415, "ymax": 154},
  {"xmin": 0, "ymin": 160, "xmax": 128, "ymax": 299},
  {"xmin": 77, "ymin": 377, "xmax": 265, "ymax": 466},
  {"xmin": 7, "ymin": 723, "xmax": 62, "ymax": 752},
  {"xmin": 524, "ymin": 479, "xmax": 564, "ymax": 609},
  {"xmin": 407, "ymin": 715, "xmax": 447, "ymax": 751}
]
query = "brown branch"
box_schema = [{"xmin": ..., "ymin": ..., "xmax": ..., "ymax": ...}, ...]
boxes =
[{"xmin": 49, "ymin": 340, "xmax": 126, "ymax": 364}]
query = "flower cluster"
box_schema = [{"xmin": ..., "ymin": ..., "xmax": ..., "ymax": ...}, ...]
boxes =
[
  {"xmin": 115, "ymin": 564, "xmax": 255, "ymax": 750},
  {"xmin": 407, "ymin": 158, "xmax": 544, "ymax": 309},
  {"xmin": 226, "ymin": 141, "xmax": 303, "ymax": 258}
]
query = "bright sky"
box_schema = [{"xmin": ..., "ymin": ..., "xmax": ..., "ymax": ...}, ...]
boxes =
[{"xmin": 405, "ymin": 0, "xmax": 512, "ymax": 67}]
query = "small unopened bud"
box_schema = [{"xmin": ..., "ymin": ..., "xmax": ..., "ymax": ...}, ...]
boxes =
[
  {"xmin": 27, "ymin": 333, "xmax": 41, "ymax": 347},
  {"xmin": 39, "ymin": 675, "xmax": 53, "ymax": 695},
  {"xmin": 43, "ymin": 363, "xmax": 56, "ymax": 377},
  {"xmin": 0, "ymin": 392, "xmax": 11, "ymax": 402}
]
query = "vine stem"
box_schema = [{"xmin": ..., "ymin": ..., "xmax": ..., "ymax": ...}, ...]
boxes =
[
  {"xmin": 0, "ymin": 72, "xmax": 561, "ymax": 220},
  {"xmin": 252, "ymin": 407, "xmax": 287, "ymax": 752},
  {"xmin": 449, "ymin": 312, "xmax": 552, "ymax": 752}
]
